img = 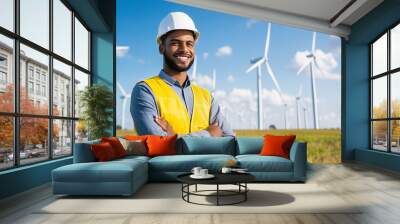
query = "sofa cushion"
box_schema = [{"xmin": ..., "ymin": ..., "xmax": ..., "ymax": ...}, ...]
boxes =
[
  {"xmin": 74, "ymin": 140, "xmax": 100, "ymax": 163},
  {"xmin": 148, "ymin": 154, "xmax": 235, "ymax": 172},
  {"xmin": 236, "ymin": 137, "xmax": 263, "ymax": 155},
  {"xmin": 178, "ymin": 136, "xmax": 236, "ymax": 155},
  {"xmin": 101, "ymin": 137, "xmax": 127, "ymax": 158},
  {"xmin": 52, "ymin": 158, "xmax": 147, "ymax": 183},
  {"xmin": 120, "ymin": 139, "xmax": 147, "ymax": 156},
  {"xmin": 236, "ymin": 155, "xmax": 293, "ymax": 172},
  {"xmin": 260, "ymin": 134, "xmax": 296, "ymax": 159},
  {"xmin": 91, "ymin": 142, "xmax": 118, "ymax": 161}
]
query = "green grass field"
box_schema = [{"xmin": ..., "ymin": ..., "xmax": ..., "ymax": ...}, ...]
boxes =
[{"xmin": 117, "ymin": 129, "xmax": 341, "ymax": 164}]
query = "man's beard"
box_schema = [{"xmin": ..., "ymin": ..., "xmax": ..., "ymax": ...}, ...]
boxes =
[{"xmin": 163, "ymin": 53, "xmax": 194, "ymax": 72}]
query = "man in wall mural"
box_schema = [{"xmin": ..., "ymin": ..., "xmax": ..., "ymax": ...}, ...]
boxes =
[{"xmin": 130, "ymin": 12, "xmax": 234, "ymax": 137}]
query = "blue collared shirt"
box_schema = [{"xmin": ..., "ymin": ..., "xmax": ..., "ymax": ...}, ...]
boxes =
[{"xmin": 130, "ymin": 70, "xmax": 234, "ymax": 137}]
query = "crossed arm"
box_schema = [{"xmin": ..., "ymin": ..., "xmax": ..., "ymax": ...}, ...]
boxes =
[{"xmin": 130, "ymin": 82, "xmax": 235, "ymax": 137}]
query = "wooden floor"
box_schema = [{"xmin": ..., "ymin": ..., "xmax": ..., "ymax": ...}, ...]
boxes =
[{"xmin": 1, "ymin": 162, "xmax": 400, "ymax": 224}]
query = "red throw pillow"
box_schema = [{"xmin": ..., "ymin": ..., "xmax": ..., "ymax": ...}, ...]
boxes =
[
  {"xmin": 260, "ymin": 134, "xmax": 296, "ymax": 159},
  {"xmin": 101, "ymin": 137, "xmax": 126, "ymax": 158},
  {"xmin": 91, "ymin": 142, "xmax": 117, "ymax": 161},
  {"xmin": 146, "ymin": 135, "xmax": 177, "ymax": 157}
]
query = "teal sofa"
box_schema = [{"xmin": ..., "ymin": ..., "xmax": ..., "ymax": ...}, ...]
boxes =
[{"xmin": 52, "ymin": 137, "xmax": 307, "ymax": 196}]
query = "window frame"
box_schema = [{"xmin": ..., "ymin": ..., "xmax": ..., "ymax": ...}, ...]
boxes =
[
  {"xmin": 0, "ymin": 0, "xmax": 92, "ymax": 171},
  {"xmin": 370, "ymin": 20, "xmax": 400, "ymax": 154}
]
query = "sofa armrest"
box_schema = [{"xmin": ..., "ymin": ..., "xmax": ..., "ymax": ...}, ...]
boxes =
[
  {"xmin": 289, "ymin": 142, "xmax": 307, "ymax": 181},
  {"xmin": 73, "ymin": 140, "xmax": 100, "ymax": 163}
]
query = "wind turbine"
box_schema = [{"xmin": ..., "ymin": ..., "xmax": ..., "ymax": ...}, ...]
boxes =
[
  {"xmin": 191, "ymin": 57, "xmax": 197, "ymax": 84},
  {"xmin": 246, "ymin": 22, "xmax": 282, "ymax": 130},
  {"xmin": 296, "ymin": 85, "xmax": 303, "ymax": 129},
  {"xmin": 117, "ymin": 82, "xmax": 131, "ymax": 130},
  {"xmin": 212, "ymin": 69, "xmax": 216, "ymax": 95},
  {"xmin": 303, "ymin": 105, "xmax": 308, "ymax": 129},
  {"xmin": 297, "ymin": 32, "xmax": 320, "ymax": 129}
]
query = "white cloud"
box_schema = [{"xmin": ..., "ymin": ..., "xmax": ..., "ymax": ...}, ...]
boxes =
[
  {"xmin": 203, "ymin": 52, "xmax": 209, "ymax": 60},
  {"xmin": 195, "ymin": 74, "xmax": 213, "ymax": 88},
  {"xmin": 216, "ymin": 45, "xmax": 233, "ymax": 57},
  {"xmin": 116, "ymin": 45, "xmax": 130, "ymax": 58},
  {"xmin": 293, "ymin": 49, "xmax": 340, "ymax": 80},
  {"xmin": 227, "ymin": 75, "xmax": 235, "ymax": 82},
  {"xmin": 246, "ymin": 19, "xmax": 258, "ymax": 29}
]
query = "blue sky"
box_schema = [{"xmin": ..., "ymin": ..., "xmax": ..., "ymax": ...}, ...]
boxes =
[{"xmin": 117, "ymin": 0, "xmax": 341, "ymax": 130}]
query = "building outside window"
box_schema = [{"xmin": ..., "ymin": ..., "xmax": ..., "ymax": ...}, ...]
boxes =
[{"xmin": 28, "ymin": 81, "xmax": 34, "ymax": 94}]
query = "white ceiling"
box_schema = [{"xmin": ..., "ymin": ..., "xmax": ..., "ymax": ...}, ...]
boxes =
[{"xmin": 169, "ymin": 0, "xmax": 384, "ymax": 38}]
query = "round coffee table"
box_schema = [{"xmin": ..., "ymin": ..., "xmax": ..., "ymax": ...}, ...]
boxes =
[{"xmin": 177, "ymin": 172, "xmax": 255, "ymax": 206}]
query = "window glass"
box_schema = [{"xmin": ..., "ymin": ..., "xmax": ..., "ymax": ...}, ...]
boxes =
[
  {"xmin": 372, "ymin": 33, "xmax": 387, "ymax": 76},
  {"xmin": 53, "ymin": 59, "xmax": 72, "ymax": 117},
  {"xmin": 20, "ymin": 44, "xmax": 49, "ymax": 115},
  {"xmin": 372, "ymin": 121, "xmax": 388, "ymax": 151},
  {"xmin": 74, "ymin": 18, "xmax": 89, "ymax": 70},
  {"xmin": 75, "ymin": 120, "xmax": 88, "ymax": 143},
  {"xmin": 391, "ymin": 120, "xmax": 400, "ymax": 153},
  {"xmin": 20, "ymin": 0, "xmax": 49, "ymax": 49},
  {"xmin": 0, "ymin": 34, "xmax": 14, "ymax": 112},
  {"xmin": 53, "ymin": 119, "xmax": 72, "ymax": 157},
  {"xmin": 53, "ymin": 0, "xmax": 72, "ymax": 60},
  {"xmin": 372, "ymin": 77, "xmax": 387, "ymax": 119},
  {"xmin": 0, "ymin": 0, "xmax": 14, "ymax": 31},
  {"xmin": 19, "ymin": 117, "xmax": 49, "ymax": 165},
  {"xmin": 74, "ymin": 69, "xmax": 89, "ymax": 118},
  {"xmin": 391, "ymin": 24, "xmax": 400, "ymax": 70},
  {"xmin": 0, "ymin": 116, "xmax": 13, "ymax": 170},
  {"xmin": 391, "ymin": 72, "xmax": 400, "ymax": 118}
]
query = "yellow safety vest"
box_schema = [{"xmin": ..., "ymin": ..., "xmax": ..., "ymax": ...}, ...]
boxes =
[{"xmin": 144, "ymin": 76, "xmax": 211, "ymax": 134}]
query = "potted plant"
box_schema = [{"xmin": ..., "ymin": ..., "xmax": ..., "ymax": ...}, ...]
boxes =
[{"xmin": 79, "ymin": 84, "xmax": 114, "ymax": 140}]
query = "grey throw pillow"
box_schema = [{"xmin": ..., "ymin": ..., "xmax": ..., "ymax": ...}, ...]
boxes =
[{"xmin": 120, "ymin": 139, "xmax": 147, "ymax": 156}]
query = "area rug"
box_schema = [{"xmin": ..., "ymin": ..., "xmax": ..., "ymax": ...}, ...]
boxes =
[{"xmin": 37, "ymin": 183, "xmax": 362, "ymax": 214}]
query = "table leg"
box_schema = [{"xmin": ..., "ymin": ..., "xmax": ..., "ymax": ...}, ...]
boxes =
[
  {"xmin": 195, "ymin": 184, "xmax": 197, "ymax": 192},
  {"xmin": 245, "ymin": 183, "xmax": 247, "ymax": 201},
  {"xmin": 217, "ymin": 184, "xmax": 219, "ymax": 206}
]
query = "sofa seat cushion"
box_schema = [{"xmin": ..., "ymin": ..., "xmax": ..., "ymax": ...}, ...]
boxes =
[
  {"xmin": 53, "ymin": 159, "xmax": 147, "ymax": 183},
  {"xmin": 149, "ymin": 154, "xmax": 235, "ymax": 172},
  {"xmin": 236, "ymin": 155, "xmax": 293, "ymax": 172}
]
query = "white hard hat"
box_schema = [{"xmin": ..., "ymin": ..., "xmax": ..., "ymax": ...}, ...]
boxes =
[{"xmin": 157, "ymin": 12, "xmax": 200, "ymax": 45}]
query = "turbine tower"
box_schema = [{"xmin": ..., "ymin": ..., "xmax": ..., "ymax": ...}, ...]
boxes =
[
  {"xmin": 117, "ymin": 82, "xmax": 131, "ymax": 130},
  {"xmin": 212, "ymin": 69, "xmax": 216, "ymax": 96},
  {"xmin": 296, "ymin": 85, "xmax": 303, "ymax": 129},
  {"xmin": 246, "ymin": 22, "xmax": 282, "ymax": 130},
  {"xmin": 191, "ymin": 57, "xmax": 197, "ymax": 84},
  {"xmin": 297, "ymin": 32, "xmax": 320, "ymax": 129}
]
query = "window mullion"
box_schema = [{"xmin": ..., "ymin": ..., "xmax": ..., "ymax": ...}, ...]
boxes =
[
  {"xmin": 13, "ymin": 0, "xmax": 20, "ymax": 167},
  {"xmin": 49, "ymin": 0, "xmax": 54, "ymax": 160},
  {"xmin": 71, "ymin": 10, "xmax": 76, "ymax": 154}
]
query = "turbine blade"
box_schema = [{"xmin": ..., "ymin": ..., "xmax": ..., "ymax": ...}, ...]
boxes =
[
  {"xmin": 264, "ymin": 23, "xmax": 271, "ymax": 58},
  {"xmin": 312, "ymin": 32, "xmax": 316, "ymax": 54},
  {"xmin": 265, "ymin": 62, "xmax": 282, "ymax": 93},
  {"xmin": 246, "ymin": 58, "xmax": 264, "ymax": 73},
  {"xmin": 297, "ymin": 58, "xmax": 312, "ymax": 75},
  {"xmin": 117, "ymin": 82, "xmax": 128, "ymax": 96}
]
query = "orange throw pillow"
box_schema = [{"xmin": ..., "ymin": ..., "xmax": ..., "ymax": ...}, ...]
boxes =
[
  {"xmin": 101, "ymin": 137, "xmax": 126, "ymax": 158},
  {"xmin": 146, "ymin": 135, "xmax": 177, "ymax": 157},
  {"xmin": 91, "ymin": 142, "xmax": 117, "ymax": 161},
  {"xmin": 125, "ymin": 135, "xmax": 148, "ymax": 142},
  {"xmin": 260, "ymin": 134, "xmax": 296, "ymax": 159}
]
